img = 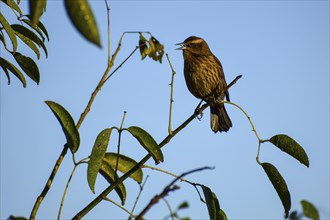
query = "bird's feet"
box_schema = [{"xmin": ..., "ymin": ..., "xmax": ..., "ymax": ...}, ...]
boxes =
[{"xmin": 194, "ymin": 100, "xmax": 204, "ymax": 120}]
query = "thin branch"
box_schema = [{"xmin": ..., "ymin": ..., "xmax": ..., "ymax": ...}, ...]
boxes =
[
  {"xmin": 143, "ymin": 164, "xmax": 211, "ymax": 203},
  {"xmin": 57, "ymin": 164, "xmax": 79, "ymax": 220},
  {"xmin": 128, "ymin": 175, "xmax": 149, "ymax": 220},
  {"xmin": 115, "ymin": 112, "xmax": 127, "ymax": 175},
  {"xmin": 105, "ymin": 0, "xmax": 110, "ymax": 60},
  {"xmin": 166, "ymin": 53, "xmax": 176, "ymax": 135},
  {"xmin": 72, "ymin": 76, "xmax": 241, "ymax": 219},
  {"xmin": 143, "ymin": 165, "xmax": 188, "ymax": 182},
  {"xmin": 162, "ymin": 198, "xmax": 175, "ymax": 220},
  {"xmin": 135, "ymin": 166, "xmax": 213, "ymax": 220},
  {"xmin": 30, "ymin": 146, "xmax": 68, "ymax": 220},
  {"xmin": 221, "ymin": 99, "xmax": 266, "ymax": 165},
  {"xmin": 103, "ymin": 44, "xmax": 140, "ymax": 85},
  {"xmin": 103, "ymin": 196, "xmax": 136, "ymax": 218}
]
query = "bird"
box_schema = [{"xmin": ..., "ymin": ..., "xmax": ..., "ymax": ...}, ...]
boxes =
[{"xmin": 176, "ymin": 36, "xmax": 232, "ymax": 133}]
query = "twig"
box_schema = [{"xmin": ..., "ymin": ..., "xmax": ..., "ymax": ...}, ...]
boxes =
[
  {"xmin": 128, "ymin": 176, "xmax": 149, "ymax": 220},
  {"xmin": 143, "ymin": 164, "xmax": 211, "ymax": 203},
  {"xmin": 105, "ymin": 0, "xmax": 110, "ymax": 60},
  {"xmin": 135, "ymin": 166, "xmax": 213, "ymax": 220},
  {"xmin": 115, "ymin": 112, "xmax": 127, "ymax": 175},
  {"xmin": 162, "ymin": 198, "xmax": 175, "ymax": 220},
  {"xmin": 103, "ymin": 44, "xmax": 140, "ymax": 85},
  {"xmin": 72, "ymin": 76, "xmax": 241, "ymax": 219},
  {"xmin": 166, "ymin": 53, "xmax": 176, "ymax": 135},
  {"xmin": 57, "ymin": 164, "xmax": 78, "ymax": 220},
  {"xmin": 103, "ymin": 196, "xmax": 135, "ymax": 218},
  {"xmin": 221, "ymin": 100, "xmax": 264, "ymax": 164},
  {"xmin": 30, "ymin": 146, "xmax": 68, "ymax": 220}
]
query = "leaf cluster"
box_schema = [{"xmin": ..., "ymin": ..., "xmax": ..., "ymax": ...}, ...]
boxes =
[{"xmin": 0, "ymin": 0, "xmax": 49, "ymax": 86}]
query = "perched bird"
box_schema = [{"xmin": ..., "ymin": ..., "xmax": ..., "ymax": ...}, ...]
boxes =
[{"xmin": 176, "ymin": 36, "xmax": 232, "ymax": 132}]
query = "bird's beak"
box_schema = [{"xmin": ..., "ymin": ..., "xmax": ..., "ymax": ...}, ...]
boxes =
[{"xmin": 175, "ymin": 42, "xmax": 186, "ymax": 50}]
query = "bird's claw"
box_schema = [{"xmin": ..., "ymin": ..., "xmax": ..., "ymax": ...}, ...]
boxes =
[{"xmin": 194, "ymin": 107, "xmax": 203, "ymax": 120}]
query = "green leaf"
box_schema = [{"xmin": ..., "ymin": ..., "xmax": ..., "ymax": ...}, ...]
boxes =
[
  {"xmin": 0, "ymin": 31, "xmax": 6, "ymax": 47},
  {"xmin": 202, "ymin": 185, "xmax": 226, "ymax": 220},
  {"xmin": 15, "ymin": 33, "xmax": 40, "ymax": 59},
  {"xmin": 99, "ymin": 159, "xmax": 127, "ymax": 205},
  {"xmin": 64, "ymin": 0, "xmax": 101, "ymax": 47},
  {"xmin": 22, "ymin": 19, "xmax": 45, "ymax": 42},
  {"xmin": 261, "ymin": 162, "xmax": 291, "ymax": 218},
  {"xmin": 127, "ymin": 126, "xmax": 163, "ymax": 164},
  {"xmin": 29, "ymin": 0, "xmax": 47, "ymax": 26},
  {"xmin": 1, "ymin": 0, "xmax": 22, "ymax": 15},
  {"xmin": 26, "ymin": 15, "xmax": 50, "ymax": 41},
  {"xmin": 11, "ymin": 24, "xmax": 48, "ymax": 58},
  {"xmin": 8, "ymin": 215, "xmax": 28, "ymax": 220},
  {"xmin": 1, "ymin": 66, "xmax": 11, "ymax": 85},
  {"xmin": 13, "ymin": 52, "xmax": 40, "ymax": 84},
  {"xmin": 35, "ymin": 19, "xmax": 49, "ymax": 41},
  {"xmin": 269, "ymin": 134, "xmax": 309, "ymax": 167},
  {"xmin": 45, "ymin": 101, "xmax": 80, "ymax": 153},
  {"xmin": 177, "ymin": 201, "xmax": 189, "ymax": 210},
  {"xmin": 0, "ymin": 12, "xmax": 17, "ymax": 52},
  {"xmin": 87, "ymin": 128, "xmax": 112, "ymax": 194},
  {"xmin": 301, "ymin": 200, "xmax": 319, "ymax": 220},
  {"xmin": 102, "ymin": 153, "xmax": 143, "ymax": 184},
  {"xmin": 0, "ymin": 57, "xmax": 26, "ymax": 87}
]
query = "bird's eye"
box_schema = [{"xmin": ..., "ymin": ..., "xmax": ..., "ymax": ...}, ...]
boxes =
[{"xmin": 187, "ymin": 43, "xmax": 195, "ymax": 47}]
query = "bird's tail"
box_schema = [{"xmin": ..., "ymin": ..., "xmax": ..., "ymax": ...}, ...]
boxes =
[{"xmin": 210, "ymin": 102, "xmax": 232, "ymax": 133}]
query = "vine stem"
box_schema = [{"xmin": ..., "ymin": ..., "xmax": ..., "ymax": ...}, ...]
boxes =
[
  {"xmin": 103, "ymin": 196, "xmax": 136, "ymax": 218},
  {"xmin": 57, "ymin": 164, "xmax": 78, "ymax": 220},
  {"xmin": 222, "ymin": 100, "xmax": 264, "ymax": 164},
  {"xmin": 128, "ymin": 176, "xmax": 149, "ymax": 220},
  {"xmin": 166, "ymin": 53, "xmax": 176, "ymax": 135}
]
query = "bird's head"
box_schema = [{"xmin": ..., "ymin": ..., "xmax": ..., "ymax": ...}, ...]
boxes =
[{"xmin": 176, "ymin": 36, "xmax": 212, "ymax": 56}]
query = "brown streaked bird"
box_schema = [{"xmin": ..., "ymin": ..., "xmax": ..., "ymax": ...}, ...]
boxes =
[{"xmin": 176, "ymin": 36, "xmax": 232, "ymax": 133}]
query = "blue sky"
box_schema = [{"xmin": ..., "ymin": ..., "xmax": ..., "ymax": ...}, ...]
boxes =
[{"xmin": 1, "ymin": 1, "xmax": 329, "ymax": 219}]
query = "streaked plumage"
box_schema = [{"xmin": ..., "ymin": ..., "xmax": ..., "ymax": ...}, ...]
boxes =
[{"xmin": 177, "ymin": 36, "xmax": 232, "ymax": 132}]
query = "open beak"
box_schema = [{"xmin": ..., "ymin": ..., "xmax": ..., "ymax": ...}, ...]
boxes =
[{"xmin": 175, "ymin": 42, "xmax": 186, "ymax": 50}]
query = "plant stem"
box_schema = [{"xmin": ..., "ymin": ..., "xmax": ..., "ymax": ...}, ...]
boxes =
[
  {"xmin": 103, "ymin": 196, "xmax": 136, "ymax": 218},
  {"xmin": 166, "ymin": 53, "xmax": 176, "ymax": 135},
  {"xmin": 57, "ymin": 163, "xmax": 79, "ymax": 220},
  {"xmin": 30, "ymin": 146, "xmax": 68, "ymax": 220},
  {"xmin": 128, "ymin": 176, "xmax": 149, "ymax": 220}
]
